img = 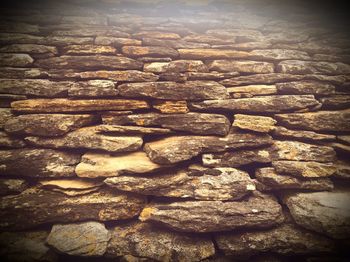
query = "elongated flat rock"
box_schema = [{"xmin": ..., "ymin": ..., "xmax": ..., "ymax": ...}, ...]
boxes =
[
  {"xmin": 0, "ymin": 108, "xmax": 13, "ymax": 129},
  {"xmin": 122, "ymin": 46, "xmax": 179, "ymax": 58},
  {"xmin": 67, "ymin": 70, "xmax": 159, "ymax": 82},
  {"xmin": 144, "ymin": 132, "xmax": 273, "ymax": 164},
  {"xmin": 62, "ymin": 44, "xmax": 116, "ymax": 55},
  {"xmin": 208, "ymin": 60, "xmax": 274, "ymax": 74},
  {"xmin": 76, "ymin": 151, "xmax": 164, "ymax": 178},
  {"xmin": 277, "ymin": 60, "xmax": 350, "ymax": 75},
  {"xmin": 67, "ymin": 80, "xmax": 118, "ymax": 97},
  {"xmin": 0, "ymin": 178, "xmax": 28, "ymax": 196},
  {"xmin": 215, "ymin": 224, "xmax": 335, "ymax": 256},
  {"xmin": 25, "ymin": 126, "xmax": 143, "ymax": 153},
  {"xmin": 0, "ymin": 44, "xmax": 57, "ymax": 55},
  {"xmin": 47, "ymin": 222, "xmax": 110, "ymax": 257},
  {"xmin": 152, "ymin": 100, "xmax": 189, "ymax": 114},
  {"xmin": 227, "ymin": 85, "xmax": 277, "ymax": 96},
  {"xmin": 233, "ymin": 114, "xmax": 276, "ymax": 132},
  {"xmin": 0, "ymin": 131, "xmax": 25, "ymax": 148},
  {"xmin": 11, "ymin": 98, "xmax": 149, "ymax": 113},
  {"xmin": 189, "ymin": 95, "xmax": 320, "ymax": 113},
  {"xmin": 139, "ymin": 192, "xmax": 284, "ymax": 232},
  {"xmin": 178, "ymin": 49, "xmax": 249, "ymax": 59},
  {"xmin": 95, "ymin": 125, "xmax": 173, "ymax": 135},
  {"xmin": 0, "ymin": 149, "xmax": 80, "ymax": 177},
  {"xmin": 117, "ymin": 81, "xmax": 229, "ymax": 101},
  {"xmin": 255, "ymin": 167, "xmax": 333, "ymax": 191},
  {"xmin": 274, "ymin": 141, "xmax": 336, "ymax": 162},
  {"xmin": 249, "ymin": 49, "xmax": 311, "ymax": 61},
  {"xmin": 106, "ymin": 222, "xmax": 215, "ymax": 261},
  {"xmin": 272, "ymin": 161, "xmax": 337, "ymax": 178},
  {"xmin": 34, "ymin": 55, "xmax": 143, "ymax": 70},
  {"xmin": 283, "ymin": 191, "xmax": 350, "ymax": 239},
  {"xmin": 4, "ymin": 114, "xmax": 97, "ymax": 136},
  {"xmin": 275, "ymin": 110, "xmax": 350, "ymax": 132},
  {"xmin": 102, "ymin": 112, "xmax": 230, "ymax": 135},
  {"xmin": 0, "ymin": 53, "xmax": 33, "ymax": 67},
  {"xmin": 105, "ymin": 167, "xmax": 255, "ymax": 200},
  {"xmin": 276, "ymin": 81, "xmax": 335, "ymax": 95},
  {"xmin": 0, "ymin": 187, "xmax": 145, "ymax": 230},
  {"xmin": 273, "ymin": 126, "xmax": 336, "ymax": 142},
  {"xmin": 144, "ymin": 60, "xmax": 208, "ymax": 73}
]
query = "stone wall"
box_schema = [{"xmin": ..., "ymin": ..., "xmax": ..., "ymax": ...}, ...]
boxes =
[{"xmin": 0, "ymin": 0, "xmax": 349, "ymax": 261}]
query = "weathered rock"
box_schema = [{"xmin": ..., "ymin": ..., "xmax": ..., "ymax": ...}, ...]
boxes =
[
  {"xmin": 272, "ymin": 161, "xmax": 337, "ymax": 178},
  {"xmin": 68, "ymin": 80, "xmax": 118, "ymax": 97},
  {"xmin": 142, "ymin": 37, "xmax": 210, "ymax": 49},
  {"xmin": 0, "ymin": 187, "xmax": 145, "ymax": 230},
  {"xmin": 0, "ymin": 44, "xmax": 57, "ymax": 55},
  {"xmin": 4, "ymin": 114, "xmax": 97, "ymax": 136},
  {"xmin": 11, "ymin": 98, "xmax": 149, "ymax": 113},
  {"xmin": 202, "ymin": 146, "xmax": 276, "ymax": 167},
  {"xmin": 60, "ymin": 16, "xmax": 107, "ymax": 25},
  {"xmin": 249, "ymin": 49, "xmax": 311, "ymax": 61},
  {"xmin": 34, "ymin": 55, "xmax": 143, "ymax": 70},
  {"xmin": 62, "ymin": 44, "xmax": 116, "ymax": 55},
  {"xmin": 0, "ymin": 33, "xmax": 42, "ymax": 44},
  {"xmin": 338, "ymin": 135, "xmax": 350, "ymax": 145},
  {"xmin": 75, "ymin": 151, "xmax": 164, "ymax": 178},
  {"xmin": 274, "ymin": 140, "xmax": 336, "ymax": 162},
  {"xmin": 159, "ymin": 72, "xmax": 187, "ymax": 82},
  {"xmin": 106, "ymin": 221, "xmax": 215, "ymax": 261},
  {"xmin": 275, "ymin": 110, "xmax": 350, "ymax": 132},
  {"xmin": 102, "ymin": 112, "xmax": 230, "ymax": 135},
  {"xmin": 0, "ymin": 178, "xmax": 28, "ymax": 196},
  {"xmin": 95, "ymin": 36, "xmax": 141, "ymax": 46},
  {"xmin": 182, "ymin": 34, "xmax": 235, "ymax": 45},
  {"xmin": 320, "ymin": 95, "xmax": 350, "ymax": 109},
  {"xmin": 40, "ymin": 36, "xmax": 94, "ymax": 46},
  {"xmin": 0, "ymin": 131, "xmax": 25, "ymax": 148},
  {"xmin": 208, "ymin": 60, "xmax": 274, "ymax": 74},
  {"xmin": 25, "ymin": 126, "xmax": 143, "ymax": 152},
  {"xmin": 189, "ymin": 95, "xmax": 320, "ymax": 113},
  {"xmin": 117, "ymin": 81, "xmax": 229, "ymax": 101},
  {"xmin": 0, "ymin": 67, "xmax": 47, "ymax": 78},
  {"xmin": 215, "ymin": 224, "xmax": 335, "ymax": 256},
  {"xmin": 95, "ymin": 125, "xmax": 173, "ymax": 135},
  {"xmin": 178, "ymin": 49, "xmax": 249, "ymax": 59},
  {"xmin": 144, "ymin": 132, "xmax": 273, "ymax": 164},
  {"xmin": 39, "ymin": 179, "xmax": 102, "ymax": 191},
  {"xmin": 51, "ymin": 28, "xmax": 130, "ymax": 38},
  {"xmin": 276, "ymin": 81, "xmax": 335, "ymax": 95},
  {"xmin": 139, "ymin": 192, "xmax": 284, "ymax": 232},
  {"xmin": 335, "ymin": 160, "xmax": 350, "ymax": 179},
  {"xmin": 273, "ymin": 126, "xmax": 336, "ymax": 142},
  {"xmin": 0, "ymin": 93, "xmax": 27, "ymax": 107},
  {"xmin": 47, "ymin": 222, "xmax": 110, "ymax": 256},
  {"xmin": 0, "ymin": 53, "xmax": 33, "ymax": 67},
  {"xmin": 0, "ymin": 231, "xmax": 57, "ymax": 262},
  {"xmin": 186, "ymin": 71, "xmax": 240, "ymax": 81},
  {"xmin": 283, "ymin": 191, "xmax": 350, "ymax": 239},
  {"xmin": 233, "ymin": 114, "xmax": 277, "ymax": 132},
  {"xmin": 134, "ymin": 31, "xmax": 180, "ymax": 39},
  {"xmin": 277, "ymin": 60, "xmax": 350, "ymax": 75},
  {"xmin": 227, "ymin": 85, "xmax": 277, "ymax": 96},
  {"xmin": 105, "ymin": 167, "xmax": 255, "ymax": 200},
  {"xmin": 67, "ymin": 70, "xmax": 159, "ymax": 82},
  {"xmin": 144, "ymin": 60, "xmax": 208, "ymax": 73},
  {"xmin": 0, "ymin": 108, "xmax": 13, "ymax": 129},
  {"xmin": 122, "ymin": 46, "xmax": 179, "ymax": 58},
  {"xmin": 0, "ymin": 149, "xmax": 80, "ymax": 178},
  {"xmin": 255, "ymin": 167, "xmax": 334, "ymax": 191},
  {"xmin": 152, "ymin": 100, "xmax": 189, "ymax": 114}
]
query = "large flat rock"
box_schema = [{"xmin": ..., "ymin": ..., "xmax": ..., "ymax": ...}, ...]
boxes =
[
  {"xmin": 277, "ymin": 60, "xmax": 350, "ymax": 75},
  {"xmin": 178, "ymin": 48, "xmax": 249, "ymax": 59},
  {"xmin": 122, "ymin": 46, "xmax": 179, "ymax": 58},
  {"xmin": 272, "ymin": 161, "xmax": 337, "ymax": 178},
  {"xmin": 67, "ymin": 70, "xmax": 159, "ymax": 82},
  {"xmin": 139, "ymin": 192, "xmax": 284, "ymax": 232},
  {"xmin": 208, "ymin": 60, "xmax": 274, "ymax": 74},
  {"xmin": 233, "ymin": 114, "xmax": 276, "ymax": 132}
]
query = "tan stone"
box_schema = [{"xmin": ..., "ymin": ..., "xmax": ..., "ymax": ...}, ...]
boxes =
[
  {"xmin": 227, "ymin": 85, "xmax": 277, "ymax": 96},
  {"xmin": 122, "ymin": 46, "xmax": 178, "ymax": 58},
  {"xmin": 178, "ymin": 49, "xmax": 249, "ymax": 59},
  {"xmin": 152, "ymin": 100, "xmax": 189, "ymax": 114},
  {"xmin": 62, "ymin": 44, "xmax": 117, "ymax": 55},
  {"xmin": 233, "ymin": 114, "xmax": 277, "ymax": 132}
]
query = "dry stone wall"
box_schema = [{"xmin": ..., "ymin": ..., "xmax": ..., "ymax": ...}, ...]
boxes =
[{"xmin": 0, "ymin": 0, "xmax": 350, "ymax": 261}]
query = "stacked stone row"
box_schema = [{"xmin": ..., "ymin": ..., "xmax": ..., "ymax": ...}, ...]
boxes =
[{"xmin": 0, "ymin": 1, "xmax": 349, "ymax": 261}]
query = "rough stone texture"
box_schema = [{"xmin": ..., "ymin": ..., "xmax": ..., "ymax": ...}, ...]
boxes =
[
  {"xmin": 102, "ymin": 112, "xmax": 230, "ymax": 135},
  {"xmin": 0, "ymin": 178, "xmax": 29, "ymax": 196},
  {"xmin": 75, "ymin": 151, "xmax": 165, "ymax": 178},
  {"xmin": 95, "ymin": 124, "xmax": 173, "ymax": 135},
  {"xmin": 272, "ymin": 126, "xmax": 336, "ymax": 142},
  {"xmin": 62, "ymin": 44, "xmax": 117, "ymax": 55},
  {"xmin": 233, "ymin": 114, "xmax": 277, "ymax": 132},
  {"xmin": 25, "ymin": 126, "xmax": 143, "ymax": 152},
  {"xmin": 215, "ymin": 224, "xmax": 335, "ymax": 256},
  {"xmin": 106, "ymin": 222, "xmax": 215, "ymax": 261},
  {"xmin": 11, "ymin": 98, "xmax": 149, "ymax": 113},
  {"xmin": 255, "ymin": 167, "xmax": 334, "ymax": 191},
  {"xmin": 0, "ymin": 149, "xmax": 80, "ymax": 177},
  {"xmin": 208, "ymin": 60, "xmax": 274, "ymax": 74},
  {"xmin": 67, "ymin": 70, "xmax": 159, "ymax": 82},
  {"xmin": 0, "ymin": 131, "xmax": 26, "ymax": 148},
  {"xmin": 283, "ymin": 191, "xmax": 350, "ymax": 239},
  {"xmin": 152, "ymin": 100, "xmax": 189, "ymax": 114},
  {"xmin": 105, "ymin": 167, "xmax": 255, "ymax": 200},
  {"xmin": 276, "ymin": 81, "xmax": 335, "ymax": 95},
  {"xmin": 0, "ymin": 53, "xmax": 33, "ymax": 67},
  {"xmin": 144, "ymin": 60, "xmax": 208, "ymax": 73},
  {"xmin": 227, "ymin": 85, "xmax": 277, "ymax": 96},
  {"xmin": 190, "ymin": 95, "xmax": 320, "ymax": 113},
  {"xmin": 144, "ymin": 132, "xmax": 273, "ymax": 164},
  {"xmin": 122, "ymin": 46, "xmax": 179, "ymax": 58},
  {"xmin": 4, "ymin": 114, "xmax": 97, "ymax": 136},
  {"xmin": 277, "ymin": 60, "xmax": 350, "ymax": 75},
  {"xmin": 178, "ymin": 49, "xmax": 249, "ymax": 59},
  {"xmin": 272, "ymin": 161, "xmax": 337, "ymax": 178},
  {"xmin": 47, "ymin": 222, "xmax": 110, "ymax": 256},
  {"xmin": 139, "ymin": 192, "xmax": 284, "ymax": 232},
  {"xmin": 117, "ymin": 81, "xmax": 229, "ymax": 101},
  {"xmin": 0, "ymin": 187, "xmax": 145, "ymax": 230}
]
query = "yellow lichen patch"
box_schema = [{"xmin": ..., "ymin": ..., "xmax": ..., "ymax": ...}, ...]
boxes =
[{"xmin": 139, "ymin": 206, "xmax": 155, "ymax": 221}]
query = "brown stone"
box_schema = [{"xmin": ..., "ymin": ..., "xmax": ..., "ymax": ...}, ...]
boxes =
[
  {"xmin": 182, "ymin": 34, "xmax": 235, "ymax": 45},
  {"xmin": 186, "ymin": 71, "xmax": 240, "ymax": 81},
  {"xmin": 208, "ymin": 60, "xmax": 274, "ymax": 74},
  {"xmin": 227, "ymin": 85, "xmax": 277, "ymax": 96},
  {"xmin": 68, "ymin": 80, "xmax": 118, "ymax": 97},
  {"xmin": 249, "ymin": 49, "xmax": 311, "ymax": 61},
  {"xmin": 139, "ymin": 192, "xmax": 284, "ymax": 232},
  {"xmin": 144, "ymin": 60, "xmax": 208, "ymax": 73},
  {"xmin": 105, "ymin": 167, "xmax": 255, "ymax": 201},
  {"xmin": 189, "ymin": 95, "xmax": 320, "ymax": 113},
  {"xmin": 66, "ymin": 70, "xmax": 159, "ymax": 82},
  {"xmin": 106, "ymin": 221, "xmax": 215, "ymax": 261},
  {"xmin": 0, "ymin": 67, "xmax": 48, "ymax": 79},
  {"xmin": 11, "ymin": 98, "xmax": 149, "ymax": 113},
  {"xmin": 117, "ymin": 81, "xmax": 229, "ymax": 101},
  {"xmin": 62, "ymin": 44, "xmax": 117, "ymax": 55},
  {"xmin": 144, "ymin": 132, "xmax": 273, "ymax": 164},
  {"xmin": 0, "ymin": 53, "xmax": 33, "ymax": 67},
  {"xmin": 283, "ymin": 191, "xmax": 350, "ymax": 239},
  {"xmin": 0, "ymin": 187, "xmax": 145, "ymax": 230},
  {"xmin": 152, "ymin": 100, "xmax": 189, "ymax": 114},
  {"xmin": 0, "ymin": 179, "xmax": 28, "ymax": 196},
  {"xmin": 0, "ymin": 149, "xmax": 80, "ymax": 178},
  {"xmin": 95, "ymin": 36, "xmax": 141, "ymax": 46},
  {"xmin": 277, "ymin": 60, "xmax": 350, "ymax": 75},
  {"xmin": 276, "ymin": 81, "xmax": 335, "ymax": 95},
  {"xmin": 0, "ymin": 108, "xmax": 13, "ymax": 129},
  {"xmin": 233, "ymin": 114, "xmax": 277, "ymax": 132},
  {"xmin": 95, "ymin": 125, "xmax": 173, "ymax": 135},
  {"xmin": 0, "ymin": 131, "xmax": 25, "ymax": 148},
  {"xmin": 320, "ymin": 95, "xmax": 350, "ymax": 109},
  {"xmin": 272, "ymin": 161, "xmax": 337, "ymax": 178},
  {"xmin": 122, "ymin": 46, "xmax": 179, "ymax": 58},
  {"xmin": 39, "ymin": 36, "xmax": 94, "ymax": 46},
  {"xmin": 178, "ymin": 49, "xmax": 249, "ymax": 59},
  {"xmin": 75, "ymin": 151, "xmax": 165, "ymax": 178},
  {"xmin": 273, "ymin": 126, "xmax": 336, "ymax": 142},
  {"xmin": 275, "ymin": 110, "xmax": 350, "ymax": 132},
  {"xmin": 34, "ymin": 55, "xmax": 143, "ymax": 70},
  {"xmin": 142, "ymin": 37, "xmax": 210, "ymax": 49},
  {"xmin": 102, "ymin": 112, "xmax": 230, "ymax": 135},
  {"xmin": 0, "ymin": 44, "xmax": 57, "ymax": 55}
]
